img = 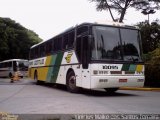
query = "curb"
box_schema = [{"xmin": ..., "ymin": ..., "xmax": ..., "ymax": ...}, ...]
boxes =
[{"xmin": 120, "ymin": 87, "xmax": 160, "ymax": 91}]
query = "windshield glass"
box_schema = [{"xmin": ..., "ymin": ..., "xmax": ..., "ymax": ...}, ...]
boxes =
[
  {"xmin": 17, "ymin": 61, "xmax": 29, "ymax": 71},
  {"xmin": 92, "ymin": 26, "xmax": 142, "ymax": 62},
  {"xmin": 120, "ymin": 29, "xmax": 141, "ymax": 61}
]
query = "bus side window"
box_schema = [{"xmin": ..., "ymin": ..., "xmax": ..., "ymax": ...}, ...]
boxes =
[
  {"xmin": 76, "ymin": 37, "xmax": 82, "ymax": 62},
  {"xmin": 8, "ymin": 62, "xmax": 12, "ymax": 67},
  {"xmin": 76, "ymin": 26, "xmax": 89, "ymax": 62},
  {"xmin": 63, "ymin": 33, "xmax": 69, "ymax": 50},
  {"xmin": 13, "ymin": 61, "xmax": 17, "ymax": 71},
  {"xmin": 54, "ymin": 38, "xmax": 58, "ymax": 51},
  {"xmin": 29, "ymin": 49, "xmax": 34, "ymax": 60},
  {"xmin": 40, "ymin": 44, "xmax": 45, "ymax": 57},
  {"xmin": 4, "ymin": 62, "xmax": 8, "ymax": 68},
  {"xmin": 58, "ymin": 37, "xmax": 62, "ymax": 51},
  {"xmin": 46, "ymin": 40, "xmax": 52, "ymax": 55},
  {"xmin": 54, "ymin": 37, "xmax": 62, "ymax": 51},
  {"xmin": 1, "ymin": 63, "xmax": 4, "ymax": 68},
  {"xmin": 68, "ymin": 31, "xmax": 74, "ymax": 48},
  {"xmin": 35, "ymin": 47, "xmax": 39, "ymax": 58},
  {"xmin": 77, "ymin": 26, "xmax": 89, "ymax": 36},
  {"xmin": 51, "ymin": 38, "xmax": 54, "ymax": 53}
]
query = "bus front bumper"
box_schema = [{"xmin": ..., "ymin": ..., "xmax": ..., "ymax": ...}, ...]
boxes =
[{"xmin": 90, "ymin": 75, "xmax": 145, "ymax": 89}]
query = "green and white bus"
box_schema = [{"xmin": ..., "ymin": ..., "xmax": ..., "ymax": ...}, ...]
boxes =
[
  {"xmin": 0, "ymin": 59, "xmax": 28, "ymax": 78},
  {"xmin": 29, "ymin": 22, "xmax": 145, "ymax": 93}
]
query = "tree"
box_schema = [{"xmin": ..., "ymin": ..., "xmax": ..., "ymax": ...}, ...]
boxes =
[
  {"xmin": 0, "ymin": 17, "xmax": 42, "ymax": 61},
  {"xmin": 137, "ymin": 20, "xmax": 160, "ymax": 54},
  {"xmin": 141, "ymin": 9, "xmax": 156, "ymax": 24},
  {"xmin": 89, "ymin": 0, "xmax": 160, "ymax": 23}
]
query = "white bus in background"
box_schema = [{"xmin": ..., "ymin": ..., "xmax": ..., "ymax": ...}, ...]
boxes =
[{"xmin": 0, "ymin": 59, "xmax": 29, "ymax": 78}]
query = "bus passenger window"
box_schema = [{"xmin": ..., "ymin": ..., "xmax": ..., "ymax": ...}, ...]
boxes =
[
  {"xmin": 46, "ymin": 41, "xmax": 52, "ymax": 55},
  {"xmin": 54, "ymin": 38, "xmax": 58, "ymax": 51},
  {"xmin": 68, "ymin": 31, "xmax": 74, "ymax": 48},
  {"xmin": 29, "ymin": 49, "xmax": 34, "ymax": 59},
  {"xmin": 63, "ymin": 34, "xmax": 69, "ymax": 49},
  {"xmin": 8, "ymin": 62, "xmax": 11, "ymax": 67},
  {"xmin": 40, "ymin": 44, "xmax": 45, "ymax": 57},
  {"xmin": 34, "ymin": 47, "xmax": 39, "ymax": 58},
  {"xmin": 76, "ymin": 37, "xmax": 82, "ymax": 62},
  {"xmin": 57, "ymin": 37, "xmax": 62, "ymax": 51},
  {"xmin": 77, "ymin": 26, "xmax": 88, "ymax": 36},
  {"xmin": 52, "ymin": 38, "xmax": 54, "ymax": 51}
]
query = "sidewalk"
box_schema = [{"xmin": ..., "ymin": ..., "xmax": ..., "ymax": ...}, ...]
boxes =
[{"xmin": 120, "ymin": 87, "xmax": 160, "ymax": 91}]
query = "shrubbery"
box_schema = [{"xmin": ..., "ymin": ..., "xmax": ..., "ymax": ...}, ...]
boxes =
[
  {"xmin": 144, "ymin": 48, "xmax": 160, "ymax": 87},
  {"xmin": 137, "ymin": 20, "xmax": 160, "ymax": 87},
  {"xmin": 0, "ymin": 17, "xmax": 42, "ymax": 61}
]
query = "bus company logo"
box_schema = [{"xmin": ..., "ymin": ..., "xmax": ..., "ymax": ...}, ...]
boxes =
[
  {"xmin": 103, "ymin": 65, "xmax": 118, "ymax": 70},
  {"xmin": 65, "ymin": 53, "xmax": 73, "ymax": 63}
]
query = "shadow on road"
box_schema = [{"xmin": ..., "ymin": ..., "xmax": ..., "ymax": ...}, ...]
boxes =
[
  {"xmin": 37, "ymin": 82, "xmax": 139, "ymax": 97},
  {"xmin": 0, "ymin": 78, "xmax": 37, "ymax": 85},
  {"xmin": 0, "ymin": 78, "xmax": 139, "ymax": 97},
  {"xmin": 81, "ymin": 89, "xmax": 139, "ymax": 97}
]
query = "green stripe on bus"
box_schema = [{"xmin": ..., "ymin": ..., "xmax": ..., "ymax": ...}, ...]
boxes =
[
  {"xmin": 129, "ymin": 64, "xmax": 136, "ymax": 72},
  {"xmin": 50, "ymin": 52, "xmax": 64, "ymax": 83},
  {"xmin": 121, "ymin": 64, "xmax": 130, "ymax": 71},
  {"xmin": 46, "ymin": 54, "xmax": 57, "ymax": 82}
]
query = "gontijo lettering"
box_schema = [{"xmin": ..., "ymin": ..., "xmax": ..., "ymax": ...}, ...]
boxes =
[{"xmin": 34, "ymin": 59, "xmax": 44, "ymax": 65}]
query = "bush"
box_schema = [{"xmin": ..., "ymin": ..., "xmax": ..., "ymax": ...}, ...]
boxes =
[
  {"xmin": 145, "ymin": 63, "xmax": 160, "ymax": 87},
  {"xmin": 144, "ymin": 48, "xmax": 160, "ymax": 87}
]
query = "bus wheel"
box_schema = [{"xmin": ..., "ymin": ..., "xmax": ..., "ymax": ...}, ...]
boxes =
[
  {"xmin": 34, "ymin": 71, "xmax": 43, "ymax": 85},
  {"xmin": 67, "ymin": 71, "xmax": 80, "ymax": 93},
  {"xmin": 34, "ymin": 71, "xmax": 39, "ymax": 85},
  {"xmin": 104, "ymin": 88, "xmax": 119, "ymax": 94}
]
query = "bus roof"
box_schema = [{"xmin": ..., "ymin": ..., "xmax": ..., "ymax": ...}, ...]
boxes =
[
  {"xmin": 0, "ymin": 59, "xmax": 28, "ymax": 63},
  {"xmin": 30, "ymin": 21, "xmax": 137, "ymax": 49}
]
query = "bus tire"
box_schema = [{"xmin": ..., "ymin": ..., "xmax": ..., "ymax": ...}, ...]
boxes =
[
  {"xmin": 34, "ymin": 71, "xmax": 39, "ymax": 85},
  {"xmin": 67, "ymin": 71, "xmax": 80, "ymax": 93},
  {"xmin": 104, "ymin": 88, "xmax": 119, "ymax": 94},
  {"xmin": 34, "ymin": 71, "xmax": 43, "ymax": 85}
]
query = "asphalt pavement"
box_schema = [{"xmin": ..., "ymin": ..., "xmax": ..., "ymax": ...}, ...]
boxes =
[{"xmin": 0, "ymin": 78, "xmax": 160, "ymax": 120}]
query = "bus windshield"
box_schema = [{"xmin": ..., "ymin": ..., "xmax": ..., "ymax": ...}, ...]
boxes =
[
  {"xmin": 12, "ymin": 60, "xmax": 28, "ymax": 71},
  {"xmin": 17, "ymin": 61, "xmax": 29, "ymax": 71},
  {"xmin": 92, "ymin": 26, "xmax": 142, "ymax": 62}
]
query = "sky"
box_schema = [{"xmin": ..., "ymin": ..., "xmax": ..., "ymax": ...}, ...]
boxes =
[{"xmin": 0, "ymin": 0, "xmax": 160, "ymax": 40}]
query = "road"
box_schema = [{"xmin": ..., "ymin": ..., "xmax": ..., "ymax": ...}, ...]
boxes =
[{"xmin": 0, "ymin": 78, "xmax": 160, "ymax": 115}]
